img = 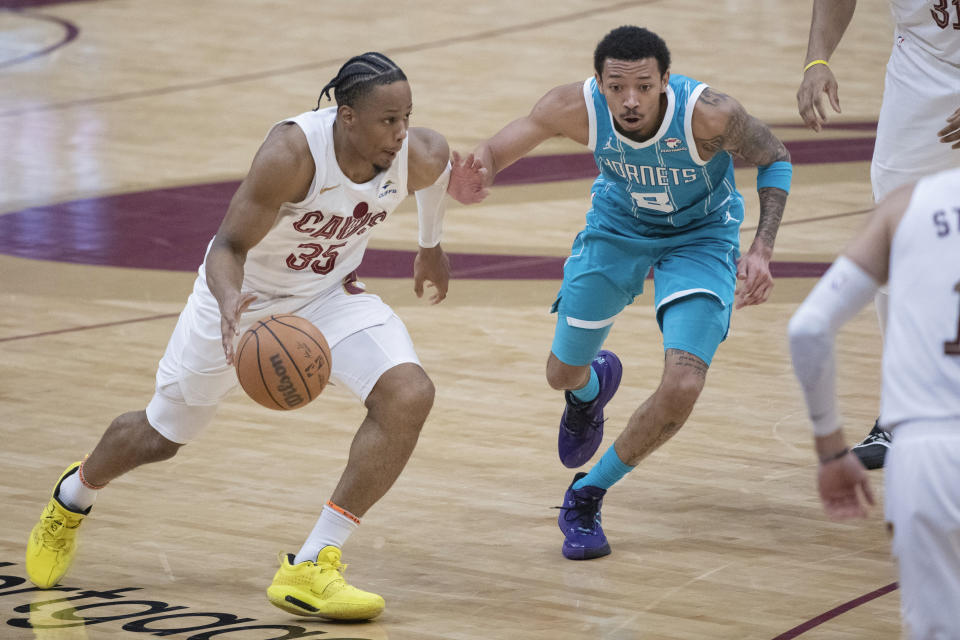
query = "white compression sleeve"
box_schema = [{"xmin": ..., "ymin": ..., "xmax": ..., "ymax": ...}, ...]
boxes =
[
  {"xmin": 788, "ymin": 256, "xmax": 881, "ymax": 436},
  {"xmin": 415, "ymin": 161, "xmax": 451, "ymax": 248}
]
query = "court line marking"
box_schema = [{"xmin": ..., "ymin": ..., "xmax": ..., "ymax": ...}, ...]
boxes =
[
  {"xmin": 0, "ymin": 10, "xmax": 79, "ymax": 70},
  {"xmin": 771, "ymin": 582, "xmax": 898, "ymax": 639},
  {"xmin": 0, "ymin": 0, "xmax": 658, "ymax": 118},
  {"xmin": 0, "ymin": 313, "xmax": 178, "ymax": 343}
]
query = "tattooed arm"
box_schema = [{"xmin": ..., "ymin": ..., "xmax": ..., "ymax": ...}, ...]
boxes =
[{"xmin": 693, "ymin": 87, "xmax": 791, "ymax": 308}]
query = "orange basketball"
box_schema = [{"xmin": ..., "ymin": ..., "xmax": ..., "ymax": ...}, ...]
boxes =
[{"xmin": 235, "ymin": 314, "xmax": 332, "ymax": 410}]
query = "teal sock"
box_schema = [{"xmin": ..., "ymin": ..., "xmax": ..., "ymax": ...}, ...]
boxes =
[
  {"xmin": 569, "ymin": 367, "xmax": 599, "ymax": 403},
  {"xmin": 573, "ymin": 445, "xmax": 634, "ymax": 490}
]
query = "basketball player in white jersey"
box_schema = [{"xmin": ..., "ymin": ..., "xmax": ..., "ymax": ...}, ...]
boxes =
[
  {"xmin": 25, "ymin": 52, "xmax": 484, "ymax": 621},
  {"xmin": 789, "ymin": 166, "xmax": 960, "ymax": 638},
  {"xmin": 797, "ymin": 0, "xmax": 960, "ymax": 469}
]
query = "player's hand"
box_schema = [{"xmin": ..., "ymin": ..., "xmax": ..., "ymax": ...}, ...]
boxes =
[
  {"xmin": 734, "ymin": 246, "xmax": 773, "ymax": 308},
  {"xmin": 414, "ymin": 245, "xmax": 450, "ymax": 304},
  {"xmin": 938, "ymin": 107, "xmax": 960, "ymax": 149},
  {"xmin": 797, "ymin": 64, "xmax": 841, "ymax": 132},
  {"xmin": 447, "ymin": 151, "xmax": 489, "ymax": 204},
  {"xmin": 818, "ymin": 451, "xmax": 875, "ymax": 520},
  {"xmin": 220, "ymin": 291, "xmax": 257, "ymax": 365}
]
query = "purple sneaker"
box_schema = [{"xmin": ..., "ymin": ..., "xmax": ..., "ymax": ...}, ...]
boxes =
[
  {"xmin": 557, "ymin": 472, "xmax": 611, "ymax": 560},
  {"xmin": 558, "ymin": 350, "xmax": 622, "ymax": 468}
]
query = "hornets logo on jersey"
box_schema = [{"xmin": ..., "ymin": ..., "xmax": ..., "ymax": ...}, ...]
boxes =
[{"xmin": 584, "ymin": 74, "xmax": 742, "ymax": 231}]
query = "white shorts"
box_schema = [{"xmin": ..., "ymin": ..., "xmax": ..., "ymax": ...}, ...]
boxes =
[
  {"xmin": 872, "ymin": 38, "xmax": 960, "ymax": 201},
  {"xmin": 884, "ymin": 419, "xmax": 960, "ymax": 638},
  {"xmin": 145, "ymin": 276, "xmax": 420, "ymax": 444}
]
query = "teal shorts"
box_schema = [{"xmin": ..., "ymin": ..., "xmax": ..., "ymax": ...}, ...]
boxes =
[{"xmin": 550, "ymin": 204, "xmax": 741, "ymax": 366}]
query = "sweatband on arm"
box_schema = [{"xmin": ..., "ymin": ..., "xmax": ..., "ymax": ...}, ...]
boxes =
[
  {"xmin": 788, "ymin": 256, "xmax": 880, "ymax": 436},
  {"xmin": 415, "ymin": 161, "xmax": 451, "ymax": 248},
  {"xmin": 757, "ymin": 160, "xmax": 792, "ymax": 193}
]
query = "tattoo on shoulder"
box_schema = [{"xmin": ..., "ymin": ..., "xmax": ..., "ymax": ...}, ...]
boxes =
[
  {"xmin": 696, "ymin": 104, "xmax": 788, "ymax": 166},
  {"xmin": 697, "ymin": 87, "xmax": 730, "ymax": 107}
]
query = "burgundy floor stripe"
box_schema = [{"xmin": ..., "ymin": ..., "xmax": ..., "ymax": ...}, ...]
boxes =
[{"xmin": 771, "ymin": 582, "xmax": 898, "ymax": 640}]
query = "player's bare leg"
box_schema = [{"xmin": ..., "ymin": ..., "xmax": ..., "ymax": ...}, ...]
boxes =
[
  {"xmin": 331, "ymin": 363, "xmax": 434, "ymax": 516},
  {"xmin": 614, "ymin": 349, "xmax": 707, "ymax": 465},
  {"xmin": 82, "ymin": 411, "xmax": 183, "ymax": 486}
]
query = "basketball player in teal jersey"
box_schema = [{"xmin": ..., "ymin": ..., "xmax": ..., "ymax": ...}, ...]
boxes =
[{"xmin": 450, "ymin": 26, "xmax": 792, "ymax": 559}]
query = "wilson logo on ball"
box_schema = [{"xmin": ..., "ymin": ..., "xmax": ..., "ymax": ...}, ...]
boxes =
[{"xmin": 236, "ymin": 314, "xmax": 332, "ymax": 410}]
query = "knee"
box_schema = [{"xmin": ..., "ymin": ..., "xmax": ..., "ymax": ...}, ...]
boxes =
[
  {"xmin": 369, "ymin": 366, "xmax": 435, "ymax": 427},
  {"xmin": 656, "ymin": 376, "xmax": 703, "ymax": 423},
  {"xmin": 545, "ymin": 357, "xmax": 589, "ymax": 391}
]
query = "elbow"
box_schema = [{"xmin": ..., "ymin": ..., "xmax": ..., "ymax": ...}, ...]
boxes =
[{"xmin": 788, "ymin": 309, "xmax": 833, "ymax": 374}]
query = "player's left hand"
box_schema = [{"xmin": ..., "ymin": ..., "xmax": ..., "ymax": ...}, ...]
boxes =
[
  {"xmin": 734, "ymin": 246, "xmax": 773, "ymax": 308},
  {"xmin": 414, "ymin": 244, "xmax": 450, "ymax": 304},
  {"xmin": 938, "ymin": 107, "xmax": 960, "ymax": 149},
  {"xmin": 447, "ymin": 151, "xmax": 489, "ymax": 204}
]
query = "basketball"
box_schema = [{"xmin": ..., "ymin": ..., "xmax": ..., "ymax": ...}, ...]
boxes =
[{"xmin": 235, "ymin": 314, "xmax": 332, "ymax": 410}]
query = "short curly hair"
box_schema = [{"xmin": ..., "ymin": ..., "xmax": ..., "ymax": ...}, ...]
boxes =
[{"xmin": 593, "ymin": 26, "xmax": 671, "ymax": 77}]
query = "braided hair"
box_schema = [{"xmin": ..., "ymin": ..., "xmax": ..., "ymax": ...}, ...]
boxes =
[{"xmin": 317, "ymin": 52, "xmax": 407, "ymax": 109}]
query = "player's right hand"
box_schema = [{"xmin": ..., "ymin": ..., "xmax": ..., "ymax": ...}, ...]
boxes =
[
  {"xmin": 220, "ymin": 291, "xmax": 257, "ymax": 365},
  {"xmin": 938, "ymin": 107, "xmax": 960, "ymax": 149},
  {"xmin": 797, "ymin": 64, "xmax": 841, "ymax": 132},
  {"xmin": 447, "ymin": 150, "xmax": 489, "ymax": 204}
]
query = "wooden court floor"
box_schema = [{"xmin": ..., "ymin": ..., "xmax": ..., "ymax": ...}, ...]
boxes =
[{"xmin": 2, "ymin": 1, "xmax": 907, "ymax": 638}]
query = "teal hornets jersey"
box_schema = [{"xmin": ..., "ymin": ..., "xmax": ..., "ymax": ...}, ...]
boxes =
[{"xmin": 584, "ymin": 74, "xmax": 742, "ymax": 232}]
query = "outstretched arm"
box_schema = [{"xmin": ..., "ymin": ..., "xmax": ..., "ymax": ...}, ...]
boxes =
[
  {"xmin": 693, "ymin": 88, "xmax": 791, "ymax": 308},
  {"xmin": 448, "ymin": 82, "xmax": 588, "ymax": 203},
  {"xmin": 797, "ymin": 0, "xmax": 857, "ymax": 131}
]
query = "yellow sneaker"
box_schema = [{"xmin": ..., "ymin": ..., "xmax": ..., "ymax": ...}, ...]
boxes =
[
  {"xmin": 266, "ymin": 547, "xmax": 385, "ymax": 621},
  {"xmin": 26, "ymin": 462, "xmax": 90, "ymax": 589}
]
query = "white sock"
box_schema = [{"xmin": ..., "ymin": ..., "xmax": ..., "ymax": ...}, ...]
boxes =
[
  {"xmin": 57, "ymin": 469, "xmax": 99, "ymax": 512},
  {"xmin": 294, "ymin": 502, "xmax": 359, "ymax": 564}
]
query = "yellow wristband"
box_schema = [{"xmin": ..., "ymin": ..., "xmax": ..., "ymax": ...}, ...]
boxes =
[{"xmin": 803, "ymin": 59, "xmax": 830, "ymax": 73}]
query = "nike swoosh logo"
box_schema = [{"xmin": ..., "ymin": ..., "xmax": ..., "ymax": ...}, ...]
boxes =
[{"xmin": 317, "ymin": 185, "xmax": 340, "ymax": 195}]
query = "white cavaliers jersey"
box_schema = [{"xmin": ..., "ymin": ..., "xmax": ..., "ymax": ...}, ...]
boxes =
[
  {"xmin": 204, "ymin": 107, "xmax": 409, "ymax": 298},
  {"xmin": 889, "ymin": 0, "xmax": 960, "ymax": 62},
  {"xmin": 881, "ymin": 167, "xmax": 960, "ymax": 428}
]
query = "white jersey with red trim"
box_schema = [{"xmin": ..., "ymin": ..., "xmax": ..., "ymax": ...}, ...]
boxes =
[
  {"xmin": 201, "ymin": 106, "xmax": 409, "ymax": 298},
  {"xmin": 881, "ymin": 167, "xmax": 960, "ymax": 428}
]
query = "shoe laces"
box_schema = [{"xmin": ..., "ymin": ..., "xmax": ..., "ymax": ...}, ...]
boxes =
[
  {"xmin": 38, "ymin": 509, "xmax": 81, "ymax": 550},
  {"xmin": 563, "ymin": 399, "xmax": 605, "ymax": 436},
  {"xmin": 555, "ymin": 493, "xmax": 603, "ymax": 532},
  {"xmin": 315, "ymin": 552, "xmax": 348, "ymax": 577},
  {"xmin": 859, "ymin": 429, "xmax": 892, "ymax": 446}
]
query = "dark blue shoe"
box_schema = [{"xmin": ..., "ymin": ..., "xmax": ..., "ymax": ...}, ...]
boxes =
[
  {"xmin": 558, "ymin": 350, "xmax": 622, "ymax": 468},
  {"xmin": 557, "ymin": 472, "xmax": 611, "ymax": 560}
]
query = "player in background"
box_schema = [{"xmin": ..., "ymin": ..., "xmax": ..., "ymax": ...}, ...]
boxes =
[
  {"xmin": 789, "ymin": 166, "xmax": 960, "ymax": 638},
  {"xmin": 796, "ymin": 0, "xmax": 960, "ymax": 469}
]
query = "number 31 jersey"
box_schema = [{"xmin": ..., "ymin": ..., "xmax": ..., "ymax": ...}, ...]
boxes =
[{"xmin": 240, "ymin": 106, "xmax": 409, "ymax": 297}]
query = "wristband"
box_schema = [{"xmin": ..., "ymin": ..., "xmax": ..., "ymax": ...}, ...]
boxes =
[
  {"xmin": 803, "ymin": 59, "xmax": 830, "ymax": 73},
  {"xmin": 819, "ymin": 447, "xmax": 850, "ymax": 464}
]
